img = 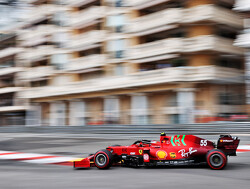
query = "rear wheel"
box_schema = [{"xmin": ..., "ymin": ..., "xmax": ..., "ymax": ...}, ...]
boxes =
[
  {"xmin": 206, "ymin": 149, "xmax": 227, "ymax": 170},
  {"xmin": 94, "ymin": 149, "xmax": 113, "ymax": 169}
]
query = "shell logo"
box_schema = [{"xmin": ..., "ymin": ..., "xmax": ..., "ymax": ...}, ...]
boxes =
[{"xmin": 156, "ymin": 150, "xmax": 167, "ymax": 159}]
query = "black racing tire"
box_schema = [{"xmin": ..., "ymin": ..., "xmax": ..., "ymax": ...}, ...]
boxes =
[
  {"xmin": 206, "ymin": 149, "xmax": 227, "ymax": 170},
  {"xmin": 94, "ymin": 149, "xmax": 113, "ymax": 169}
]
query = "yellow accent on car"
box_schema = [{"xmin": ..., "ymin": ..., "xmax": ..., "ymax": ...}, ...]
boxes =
[{"xmin": 157, "ymin": 151, "xmax": 167, "ymax": 159}]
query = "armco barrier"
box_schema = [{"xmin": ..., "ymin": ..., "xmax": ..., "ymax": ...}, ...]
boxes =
[{"xmin": 0, "ymin": 123, "xmax": 250, "ymax": 134}]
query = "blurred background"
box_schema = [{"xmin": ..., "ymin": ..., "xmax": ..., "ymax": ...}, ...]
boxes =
[{"xmin": 0, "ymin": 0, "xmax": 250, "ymax": 127}]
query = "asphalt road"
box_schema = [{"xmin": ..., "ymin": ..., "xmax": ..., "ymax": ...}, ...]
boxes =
[{"xmin": 0, "ymin": 133, "xmax": 250, "ymax": 189}]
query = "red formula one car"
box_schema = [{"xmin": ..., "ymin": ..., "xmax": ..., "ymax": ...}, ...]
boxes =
[{"xmin": 74, "ymin": 133, "xmax": 240, "ymax": 170}]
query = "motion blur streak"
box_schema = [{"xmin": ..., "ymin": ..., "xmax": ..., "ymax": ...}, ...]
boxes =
[
  {"xmin": 0, "ymin": 0, "xmax": 249, "ymax": 126},
  {"xmin": 0, "ymin": 150, "xmax": 79, "ymax": 165}
]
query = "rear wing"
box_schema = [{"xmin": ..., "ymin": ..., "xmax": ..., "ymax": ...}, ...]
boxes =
[{"xmin": 217, "ymin": 135, "xmax": 240, "ymax": 156}]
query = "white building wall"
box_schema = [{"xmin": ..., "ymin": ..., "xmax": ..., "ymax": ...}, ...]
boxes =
[
  {"xmin": 50, "ymin": 102, "xmax": 66, "ymax": 126},
  {"xmin": 131, "ymin": 95, "xmax": 149, "ymax": 125},
  {"xmin": 69, "ymin": 100, "xmax": 86, "ymax": 126},
  {"xmin": 177, "ymin": 89, "xmax": 195, "ymax": 124}
]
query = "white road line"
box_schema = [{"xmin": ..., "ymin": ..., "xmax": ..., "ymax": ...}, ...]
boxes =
[
  {"xmin": 237, "ymin": 145, "xmax": 250, "ymax": 150},
  {"xmin": 21, "ymin": 157, "xmax": 79, "ymax": 164}
]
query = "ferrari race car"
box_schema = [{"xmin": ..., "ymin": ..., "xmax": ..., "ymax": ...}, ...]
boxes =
[{"xmin": 74, "ymin": 133, "xmax": 240, "ymax": 170}]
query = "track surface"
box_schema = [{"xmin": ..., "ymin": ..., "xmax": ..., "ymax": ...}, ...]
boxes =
[{"xmin": 0, "ymin": 133, "xmax": 250, "ymax": 189}]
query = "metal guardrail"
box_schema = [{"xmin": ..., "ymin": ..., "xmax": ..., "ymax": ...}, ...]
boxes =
[{"xmin": 0, "ymin": 123, "xmax": 250, "ymax": 134}]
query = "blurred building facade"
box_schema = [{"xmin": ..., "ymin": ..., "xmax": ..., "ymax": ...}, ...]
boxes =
[
  {"xmin": 0, "ymin": 0, "xmax": 248, "ymax": 126},
  {"xmin": 234, "ymin": 0, "xmax": 250, "ymax": 115},
  {"xmin": 0, "ymin": 33, "xmax": 26, "ymax": 126}
]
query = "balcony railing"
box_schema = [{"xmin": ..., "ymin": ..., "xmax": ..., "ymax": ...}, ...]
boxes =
[
  {"xmin": 66, "ymin": 0, "xmax": 98, "ymax": 7},
  {"xmin": 67, "ymin": 30, "xmax": 107, "ymax": 50},
  {"xmin": 126, "ymin": 38, "xmax": 183, "ymax": 59},
  {"xmin": 182, "ymin": 4, "xmax": 243, "ymax": 29},
  {"xmin": 234, "ymin": 0, "xmax": 250, "ymax": 12},
  {"xmin": 125, "ymin": 8, "xmax": 182, "ymax": 33},
  {"xmin": 65, "ymin": 54, "xmax": 107, "ymax": 71},
  {"xmin": 68, "ymin": 6, "xmax": 106, "ymax": 28},
  {"xmin": 22, "ymin": 4, "xmax": 70, "ymax": 24},
  {"xmin": 126, "ymin": 35, "xmax": 243, "ymax": 59},
  {"xmin": 124, "ymin": 0, "xmax": 169, "ymax": 9},
  {"xmin": 0, "ymin": 48, "xmax": 23, "ymax": 59},
  {"xmin": 0, "ymin": 67, "xmax": 24, "ymax": 77},
  {"xmin": 17, "ymin": 46, "xmax": 56, "ymax": 63},
  {"xmin": 126, "ymin": 4, "xmax": 243, "ymax": 34},
  {"xmin": 18, "ymin": 66, "xmax": 55, "ymax": 81},
  {"xmin": 18, "ymin": 66, "xmax": 245, "ymax": 99},
  {"xmin": 183, "ymin": 35, "xmax": 243, "ymax": 55},
  {"xmin": 235, "ymin": 33, "xmax": 250, "ymax": 48},
  {"xmin": 18, "ymin": 25, "xmax": 66, "ymax": 47}
]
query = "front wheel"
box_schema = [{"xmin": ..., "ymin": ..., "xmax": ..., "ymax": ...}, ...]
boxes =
[
  {"xmin": 206, "ymin": 149, "xmax": 227, "ymax": 170},
  {"xmin": 94, "ymin": 149, "xmax": 113, "ymax": 169}
]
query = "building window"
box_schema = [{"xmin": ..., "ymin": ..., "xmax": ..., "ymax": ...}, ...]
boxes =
[
  {"xmin": 169, "ymin": 114, "xmax": 180, "ymax": 124},
  {"xmin": 107, "ymin": 39, "xmax": 126, "ymax": 58},
  {"xmin": 168, "ymin": 94, "xmax": 178, "ymax": 107},
  {"xmin": 106, "ymin": 14, "xmax": 126, "ymax": 33},
  {"xmin": 31, "ymin": 80, "xmax": 48, "ymax": 87},
  {"xmin": 52, "ymin": 11, "xmax": 68, "ymax": 26},
  {"xmin": 218, "ymin": 93, "xmax": 244, "ymax": 105},
  {"xmin": 104, "ymin": 97, "xmax": 120, "ymax": 124},
  {"xmin": 131, "ymin": 95, "xmax": 149, "ymax": 125},
  {"xmin": 51, "ymin": 53, "xmax": 69, "ymax": 70},
  {"xmin": 69, "ymin": 101, "xmax": 87, "ymax": 126},
  {"xmin": 114, "ymin": 63, "xmax": 125, "ymax": 76},
  {"xmin": 115, "ymin": 0, "xmax": 123, "ymax": 7}
]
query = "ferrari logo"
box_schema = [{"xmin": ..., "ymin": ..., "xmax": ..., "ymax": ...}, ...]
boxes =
[
  {"xmin": 170, "ymin": 152, "xmax": 176, "ymax": 159},
  {"xmin": 139, "ymin": 149, "xmax": 143, "ymax": 155}
]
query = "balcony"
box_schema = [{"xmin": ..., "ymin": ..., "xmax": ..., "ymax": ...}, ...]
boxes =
[
  {"xmin": 126, "ymin": 8, "xmax": 182, "ymax": 33},
  {"xmin": 21, "ymin": 4, "xmax": 69, "ymax": 24},
  {"xmin": 126, "ymin": 38, "xmax": 183, "ymax": 59},
  {"xmin": 68, "ymin": 6, "xmax": 106, "ymax": 29},
  {"xmin": 186, "ymin": 66, "xmax": 245, "ymax": 83},
  {"xmin": 66, "ymin": 0, "xmax": 98, "ymax": 7},
  {"xmin": 65, "ymin": 54, "xmax": 107, "ymax": 72},
  {"xmin": 125, "ymin": 5, "xmax": 242, "ymax": 34},
  {"xmin": 0, "ymin": 93, "xmax": 27, "ymax": 112},
  {"xmin": 0, "ymin": 67, "xmax": 24, "ymax": 77},
  {"xmin": 18, "ymin": 66, "xmax": 55, "ymax": 81},
  {"xmin": 124, "ymin": 0, "xmax": 170, "ymax": 10},
  {"xmin": 182, "ymin": 5, "xmax": 243, "ymax": 29},
  {"xmin": 126, "ymin": 35, "xmax": 244, "ymax": 60},
  {"xmin": 18, "ymin": 25, "xmax": 67, "ymax": 47},
  {"xmin": 0, "ymin": 87, "xmax": 23, "ymax": 95},
  {"xmin": 0, "ymin": 48, "xmax": 23, "ymax": 59},
  {"xmin": 234, "ymin": 0, "xmax": 250, "ymax": 12},
  {"xmin": 235, "ymin": 33, "xmax": 250, "ymax": 48},
  {"xmin": 18, "ymin": 66, "xmax": 245, "ymax": 99},
  {"xmin": 183, "ymin": 35, "xmax": 244, "ymax": 55},
  {"xmin": 67, "ymin": 30, "xmax": 107, "ymax": 50},
  {"xmin": 17, "ymin": 46, "xmax": 56, "ymax": 63}
]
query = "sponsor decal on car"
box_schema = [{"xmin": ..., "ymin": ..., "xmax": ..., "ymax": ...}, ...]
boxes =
[
  {"xmin": 156, "ymin": 150, "xmax": 167, "ymax": 159},
  {"xmin": 220, "ymin": 140, "xmax": 234, "ymax": 143},
  {"xmin": 139, "ymin": 149, "xmax": 143, "ymax": 155},
  {"xmin": 171, "ymin": 135, "xmax": 186, "ymax": 146},
  {"xmin": 178, "ymin": 147, "xmax": 197, "ymax": 158},
  {"xmin": 169, "ymin": 152, "xmax": 176, "ymax": 159},
  {"xmin": 130, "ymin": 152, "xmax": 135, "ymax": 155},
  {"xmin": 143, "ymin": 154, "xmax": 149, "ymax": 161}
]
